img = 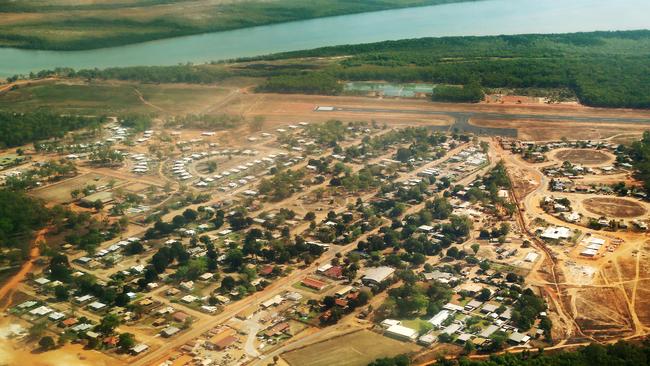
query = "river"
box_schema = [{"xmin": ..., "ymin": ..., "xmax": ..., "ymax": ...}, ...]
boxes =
[{"xmin": 0, "ymin": 0, "xmax": 649, "ymax": 77}]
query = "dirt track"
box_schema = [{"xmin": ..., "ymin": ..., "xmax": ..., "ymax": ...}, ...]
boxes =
[
  {"xmin": 0, "ymin": 228, "xmax": 46, "ymax": 311},
  {"xmin": 494, "ymin": 139, "xmax": 650, "ymax": 343}
]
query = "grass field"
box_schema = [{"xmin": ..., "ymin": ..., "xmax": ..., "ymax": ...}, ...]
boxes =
[
  {"xmin": 0, "ymin": 80, "xmax": 228, "ymax": 115},
  {"xmin": 282, "ymin": 330, "xmax": 420, "ymax": 366},
  {"xmin": 0, "ymin": 0, "xmax": 475, "ymax": 50}
]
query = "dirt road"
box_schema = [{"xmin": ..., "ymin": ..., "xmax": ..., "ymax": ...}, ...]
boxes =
[{"xmin": 0, "ymin": 228, "xmax": 46, "ymax": 310}]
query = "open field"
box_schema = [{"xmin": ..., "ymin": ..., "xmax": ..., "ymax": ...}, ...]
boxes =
[
  {"xmin": 0, "ymin": 0, "xmax": 470, "ymax": 50},
  {"xmin": 583, "ymin": 197, "xmax": 647, "ymax": 218},
  {"xmin": 30, "ymin": 172, "xmax": 124, "ymax": 204},
  {"xmin": 0, "ymin": 80, "xmax": 230, "ymax": 115},
  {"xmin": 2, "ymin": 80, "xmax": 650, "ymax": 142},
  {"xmin": 282, "ymin": 330, "xmax": 419, "ymax": 366},
  {"xmin": 553, "ymin": 149, "xmax": 614, "ymax": 166}
]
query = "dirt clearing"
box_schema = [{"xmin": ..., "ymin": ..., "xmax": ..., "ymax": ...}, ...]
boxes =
[
  {"xmin": 582, "ymin": 197, "xmax": 647, "ymax": 218},
  {"xmin": 553, "ymin": 149, "xmax": 614, "ymax": 166}
]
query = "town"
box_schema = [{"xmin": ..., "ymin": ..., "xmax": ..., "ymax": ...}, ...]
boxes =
[{"xmin": 0, "ymin": 106, "xmax": 648, "ymax": 366}]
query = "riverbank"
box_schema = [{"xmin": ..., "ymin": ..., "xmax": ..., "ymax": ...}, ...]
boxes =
[
  {"xmin": 0, "ymin": 0, "xmax": 475, "ymax": 51},
  {"xmin": 0, "ymin": 0, "xmax": 648, "ymax": 78}
]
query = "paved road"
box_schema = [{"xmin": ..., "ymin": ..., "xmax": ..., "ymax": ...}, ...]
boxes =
[{"xmin": 317, "ymin": 107, "xmax": 650, "ymax": 137}]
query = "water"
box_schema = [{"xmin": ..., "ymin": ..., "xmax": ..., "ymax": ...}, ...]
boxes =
[
  {"xmin": 0, "ymin": 0, "xmax": 649, "ymax": 77},
  {"xmin": 345, "ymin": 82, "xmax": 437, "ymax": 98}
]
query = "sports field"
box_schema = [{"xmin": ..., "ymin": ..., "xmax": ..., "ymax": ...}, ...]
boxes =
[{"xmin": 282, "ymin": 330, "xmax": 419, "ymax": 366}]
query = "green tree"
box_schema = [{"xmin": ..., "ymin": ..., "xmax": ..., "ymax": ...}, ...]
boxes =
[{"xmin": 39, "ymin": 336, "xmax": 55, "ymax": 350}]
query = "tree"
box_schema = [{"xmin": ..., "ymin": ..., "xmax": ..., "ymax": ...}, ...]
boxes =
[
  {"xmin": 182, "ymin": 208, "xmax": 198, "ymax": 222},
  {"xmin": 39, "ymin": 336, "xmax": 55, "ymax": 350},
  {"xmin": 221, "ymin": 275, "xmax": 236, "ymax": 291},
  {"xmin": 29, "ymin": 321, "xmax": 47, "ymax": 339},
  {"xmin": 463, "ymin": 340, "xmax": 475, "ymax": 354},
  {"xmin": 54, "ymin": 285, "xmax": 68, "ymax": 301},
  {"xmin": 206, "ymin": 160, "xmax": 217, "ymax": 173},
  {"xmin": 470, "ymin": 243, "xmax": 480, "ymax": 254},
  {"xmin": 225, "ymin": 248, "xmax": 245, "ymax": 270},
  {"xmin": 96, "ymin": 313, "xmax": 120, "ymax": 334},
  {"xmin": 477, "ymin": 288, "xmax": 492, "ymax": 302},
  {"xmin": 369, "ymin": 355, "xmax": 411, "ymax": 366},
  {"xmin": 118, "ymin": 333, "xmax": 135, "ymax": 351}
]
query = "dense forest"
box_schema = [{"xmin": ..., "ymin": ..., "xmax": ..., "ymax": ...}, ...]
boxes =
[
  {"xmin": 431, "ymin": 82, "xmax": 484, "ymax": 103},
  {"xmin": 0, "ymin": 190, "xmax": 52, "ymax": 257},
  {"xmin": 0, "ymin": 111, "xmax": 103, "ymax": 148},
  {"xmin": 629, "ymin": 131, "xmax": 650, "ymax": 192},
  {"xmin": 21, "ymin": 31, "xmax": 650, "ymax": 108},
  {"xmin": 369, "ymin": 340, "xmax": 650, "ymax": 366},
  {"xmin": 255, "ymin": 31, "xmax": 650, "ymax": 108}
]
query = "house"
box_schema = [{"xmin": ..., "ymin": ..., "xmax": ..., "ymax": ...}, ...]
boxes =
[
  {"xmin": 80, "ymin": 191, "xmax": 114, "ymax": 207},
  {"xmin": 540, "ymin": 226, "xmax": 571, "ymax": 240},
  {"xmin": 161, "ymin": 326, "xmax": 181, "ymax": 338},
  {"xmin": 172, "ymin": 311, "xmax": 190, "ymax": 323},
  {"xmin": 48, "ymin": 312, "xmax": 65, "ymax": 321},
  {"xmin": 198, "ymin": 273, "xmax": 214, "ymax": 281},
  {"xmin": 103, "ymin": 336, "xmax": 118, "ymax": 347},
  {"xmin": 71, "ymin": 323, "xmax": 93, "ymax": 332},
  {"xmin": 456, "ymin": 282, "xmax": 483, "ymax": 296},
  {"xmin": 508, "ymin": 331, "xmax": 531, "ymax": 345},
  {"xmin": 180, "ymin": 281, "xmax": 194, "ymax": 291},
  {"xmin": 264, "ymin": 322, "xmax": 290, "ymax": 338},
  {"xmin": 88, "ymin": 301, "xmax": 107, "ymax": 311},
  {"xmin": 361, "ymin": 266, "xmax": 395, "ymax": 286},
  {"xmin": 62, "ymin": 318, "xmax": 78, "ymax": 327},
  {"xmin": 259, "ymin": 265, "xmax": 274, "ymax": 277},
  {"xmin": 29, "ymin": 306, "xmax": 53, "ymax": 317},
  {"xmin": 381, "ymin": 319, "xmax": 401, "ymax": 328},
  {"xmin": 481, "ymin": 304, "xmax": 499, "ymax": 314},
  {"xmin": 34, "ymin": 277, "xmax": 51, "ymax": 286},
  {"xmin": 17, "ymin": 301, "xmax": 37, "ymax": 310},
  {"xmin": 428, "ymin": 310, "xmax": 451, "ymax": 328},
  {"xmin": 524, "ymin": 252, "xmax": 539, "ymax": 262},
  {"xmin": 457, "ymin": 333, "xmax": 472, "ymax": 343},
  {"xmin": 418, "ymin": 225, "xmax": 435, "ymax": 233},
  {"xmin": 285, "ymin": 292, "xmax": 302, "ymax": 301},
  {"xmin": 423, "ymin": 270, "xmax": 455, "ymax": 283},
  {"xmin": 301, "ymin": 277, "xmax": 328, "ymax": 291},
  {"xmin": 130, "ymin": 344, "xmax": 149, "ymax": 355},
  {"xmin": 74, "ymin": 294, "xmax": 94, "ymax": 304},
  {"xmin": 322, "ymin": 265, "xmax": 344, "ymax": 280},
  {"xmin": 465, "ymin": 300, "xmax": 483, "ymax": 311},
  {"xmin": 201, "ymin": 305, "xmax": 218, "ymax": 314},
  {"xmin": 441, "ymin": 323, "xmax": 462, "ymax": 335},
  {"xmin": 335, "ymin": 286, "xmax": 354, "ymax": 298},
  {"xmin": 418, "ymin": 333, "xmax": 437, "ymax": 346},
  {"xmin": 479, "ymin": 324, "xmax": 499, "ymax": 338},
  {"xmin": 385, "ymin": 324, "xmax": 418, "ymax": 341},
  {"xmin": 181, "ymin": 295, "xmax": 198, "ymax": 303},
  {"xmin": 261, "ymin": 295, "xmax": 284, "ymax": 309},
  {"xmin": 211, "ymin": 335, "xmax": 237, "ymax": 350},
  {"xmin": 443, "ymin": 303, "xmax": 464, "ymax": 312}
]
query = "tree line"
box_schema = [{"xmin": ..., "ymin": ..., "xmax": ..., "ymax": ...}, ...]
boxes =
[
  {"xmin": 369, "ymin": 339, "xmax": 650, "ymax": 366},
  {"xmin": 0, "ymin": 111, "xmax": 103, "ymax": 148}
]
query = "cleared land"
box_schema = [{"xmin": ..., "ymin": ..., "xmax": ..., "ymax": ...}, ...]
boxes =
[
  {"xmin": 582, "ymin": 197, "xmax": 647, "ymax": 218},
  {"xmin": 553, "ymin": 149, "xmax": 614, "ymax": 166},
  {"xmin": 0, "ymin": 81, "xmax": 229, "ymax": 115},
  {"xmin": 30, "ymin": 172, "xmax": 124, "ymax": 204},
  {"xmin": 0, "ymin": 0, "xmax": 472, "ymax": 50},
  {"xmin": 282, "ymin": 330, "xmax": 419, "ymax": 366}
]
